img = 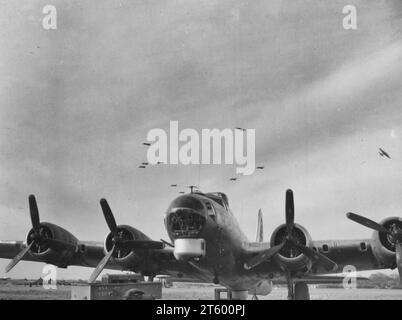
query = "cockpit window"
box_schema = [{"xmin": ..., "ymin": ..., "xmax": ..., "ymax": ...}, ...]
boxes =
[
  {"xmin": 205, "ymin": 201, "xmax": 216, "ymax": 217},
  {"xmin": 204, "ymin": 192, "xmax": 229, "ymax": 209},
  {"xmin": 169, "ymin": 210, "xmax": 206, "ymax": 238}
]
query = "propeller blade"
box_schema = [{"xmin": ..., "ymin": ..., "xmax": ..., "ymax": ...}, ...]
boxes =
[
  {"xmin": 89, "ymin": 245, "xmax": 116, "ymax": 283},
  {"xmin": 346, "ymin": 212, "xmax": 389, "ymax": 234},
  {"xmin": 5, "ymin": 242, "xmax": 34, "ymax": 273},
  {"xmin": 160, "ymin": 239, "xmax": 174, "ymax": 248},
  {"xmin": 29, "ymin": 195, "xmax": 40, "ymax": 234},
  {"xmin": 396, "ymin": 242, "xmax": 402, "ymax": 286},
  {"xmin": 286, "ymin": 189, "xmax": 294, "ymax": 234},
  {"xmin": 294, "ymin": 243, "xmax": 338, "ymax": 272},
  {"xmin": 100, "ymin": 199, "xmax": 118, "ymax": 236},
  {"xmin": 244, "ymin": 242, "xmax": 285, "ymax": 270},
  {"xmin": 120, "ymin": 240, "xmax": 165, "ymax": 250}
]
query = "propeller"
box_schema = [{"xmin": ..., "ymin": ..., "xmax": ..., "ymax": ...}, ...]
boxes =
[
  {"xmin": 285, "ymin": 189, "xmax": 294, "ymax": 234},
  {"xmin": 244, "ymin": 189, "xmax": 338, "ymax": 298},
  {"xmin": 245, "ymin": 189, "xmax": 338, "ymax": 272},
  {"xmin": 89, "ymin": 199, "xmax": 165, "ymax": 283},
  {"xmin": 6, "ymin": 195, "xmax": 76, "ymax": 273},
  {"xmin": 396, "ymin": 243, "xmax": 402, "ymax": 285},
  {"xmin": 100, "ymin": 198, "xmax": 118, "ymax": 237},
  {"xmin": 346, "ymin": 212, "xmax": 390, "ymax": 233},
  {"xmin": 29, "ymin": 195, "xmax": 40, "ymax": 234},
  {"xmin": 291, "ymin": 239, "xmax": 338, "ymax": 272},
  {"xmin": 5, "ymin": 242, "xmax": 34, "ymax": 273},
  {"xmin": 160, "ymin": 239, "xmax": 175, "ymax": 248},
  {"xmin": 244, "ymin": 243, "xmax": 285, "ymax": 270},
  {"xmin": 347, "ymin": 212, "xmax": 402, "ymax": 285},
  {"xmin": 89, "ymin": 245, "xmax": 116, "ymax": 283}
]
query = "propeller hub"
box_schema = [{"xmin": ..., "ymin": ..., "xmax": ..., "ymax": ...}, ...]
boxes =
[
  {"xmin": 30, "ymin": 233, "xmax": 39, "ymax": 240},
  {"xmin": 390, "ymin": 224, "xmax": 402, "ymax": 241},
  {"xmin": 111, "ymin": 236, "xmax": 122, "ymax": 245},
  {"xmin": 380, "ymin": 220, "xmax": 402, "ymax": 251}
]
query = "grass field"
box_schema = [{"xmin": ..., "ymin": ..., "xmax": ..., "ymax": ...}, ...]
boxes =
[
  {"xmin": 1, "ymin": 282, "xmax": 402, "ymax": 300},
  {"xmin": 0, "ymin": 283, "xmax": 70, "ymax": 300}
]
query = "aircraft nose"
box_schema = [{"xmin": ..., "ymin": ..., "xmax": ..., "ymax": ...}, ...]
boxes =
[
  {"xmin": 165, "ymin": 195, "xmax": 207, "ymax": 239},
  {"xmin": 166, "ymin": 195, "xmax": 206, "ymax": 217}
]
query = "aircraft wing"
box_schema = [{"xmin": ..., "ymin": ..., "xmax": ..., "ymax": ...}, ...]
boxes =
[
  {"xmin": 245, "ymin": 238, "xmax": 384, "ymax": 276},
  {"xmin": 0, "ymin": 240, "xmax": 209, "ymax": 283},
  {"xmin": 310, "ymin": 239, "xmax": 380, "ymax": 275},
  {"xmin": 0, "ymin": 196, "xmax": 212, "ymax": 283},
  {"xmin": 272, "ymin": 274, "xmax": 368, "ymax": 285}
]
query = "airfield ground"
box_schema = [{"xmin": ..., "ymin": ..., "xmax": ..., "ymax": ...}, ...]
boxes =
[{"xmin": 1, "ymin": 282, "xmax": 402, "ymax": 299}]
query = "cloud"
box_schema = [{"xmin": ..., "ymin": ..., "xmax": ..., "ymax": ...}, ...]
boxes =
[{"xmin": 0, "ymin": 0, "xmax": 402, "ymax": 278}]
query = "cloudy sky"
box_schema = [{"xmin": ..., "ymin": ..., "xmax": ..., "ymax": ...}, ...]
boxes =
[{"xmin": 0, "ymin": 0, "xmax": 402, "ymax": 279}]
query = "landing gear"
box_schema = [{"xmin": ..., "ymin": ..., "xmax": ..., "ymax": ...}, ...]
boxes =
[
  {"xmin": 286, "ymin": 271, "xmax": 294, "ymax": 300},
  {"xmin": 294, "ymin": 282, "xmax": 310, "ymax": 300},
  {"xmin": 285, "ymin": 270, "xmax": 310, "ymax": 300}
]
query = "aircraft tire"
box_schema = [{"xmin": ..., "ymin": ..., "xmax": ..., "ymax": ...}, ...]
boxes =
[{"xmin": 294, "ymin": 282, "xmax": 310, "ymax": 300}]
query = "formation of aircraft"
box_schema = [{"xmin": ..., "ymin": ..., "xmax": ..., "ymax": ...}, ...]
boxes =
[
  {"xmin": 1, "ymin": 188, "xmax": 401, "ymax": 300},
  {"xmin": 379, "ymin": 148, "xmax": 391, "ymax": 159},
  {"xmin": 228, "ymin": 164, "xmax": 263, "ymax": 182},
  {"xmin": 138, "ymin": 162, "xmax": 150, "ymax": 169}
]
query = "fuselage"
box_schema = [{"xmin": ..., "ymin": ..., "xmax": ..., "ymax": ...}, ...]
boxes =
[
  {"xmin": 163, "ymin": 192, "xmax": 383, "ymax": 292},
  {"xmin": 164, "ymin": 192, "xmax": 279, "ymax": 291}
]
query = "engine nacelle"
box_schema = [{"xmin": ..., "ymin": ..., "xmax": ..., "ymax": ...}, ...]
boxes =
[
  {"xmin": 270, "ymin": 223, "xmax": 313, "ymax": 272},
  {"xmin": 173, "ymin": 238, "xmax": 206, "ymax": 261},
  {"xmin": 26, "ymin": 222, "xmax": 78, "ymax": 268},
  {"xmin": 370, "ymin": 217, "xmax": 402, "ymax": 268},
  {"xmin": 103, "ymin": 225, "xmax": 151, "ymax": 269}
]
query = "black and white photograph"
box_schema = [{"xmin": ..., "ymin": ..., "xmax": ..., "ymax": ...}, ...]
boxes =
[{"xmin": 1, "ymin": 0, "xmax": 402, "ymax": 303}]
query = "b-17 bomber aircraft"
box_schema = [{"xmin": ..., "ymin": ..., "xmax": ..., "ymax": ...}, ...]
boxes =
[{"xmin": 1, "ymin": 189, "xmax": 402, "ymax": 300}]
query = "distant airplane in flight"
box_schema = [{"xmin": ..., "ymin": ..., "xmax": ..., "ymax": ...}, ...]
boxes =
[
  {"xmin": 256, "ymin": 166, "xmax": 265, "ymax": 170},
  {"xmin": 138, "ymin": 165, "xmax": 146, "ymax": 169},
  {"xmin": 142, "ymin": 142, "xmax": 151, "ymax": 146},
  {"xmin": 141, "ymin": 162, "xmax": 149, "ymax": 166},
  {"xmin": 229, "ymin": 178, "xmax": 237, "ymax": 181},
  {"xmin": 170, "ymin": 184, "xmax": 177, "ymax": 187},
  {"xmin": 379, "ymin": 148, "xmax": 391, "ymax": 159}
]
